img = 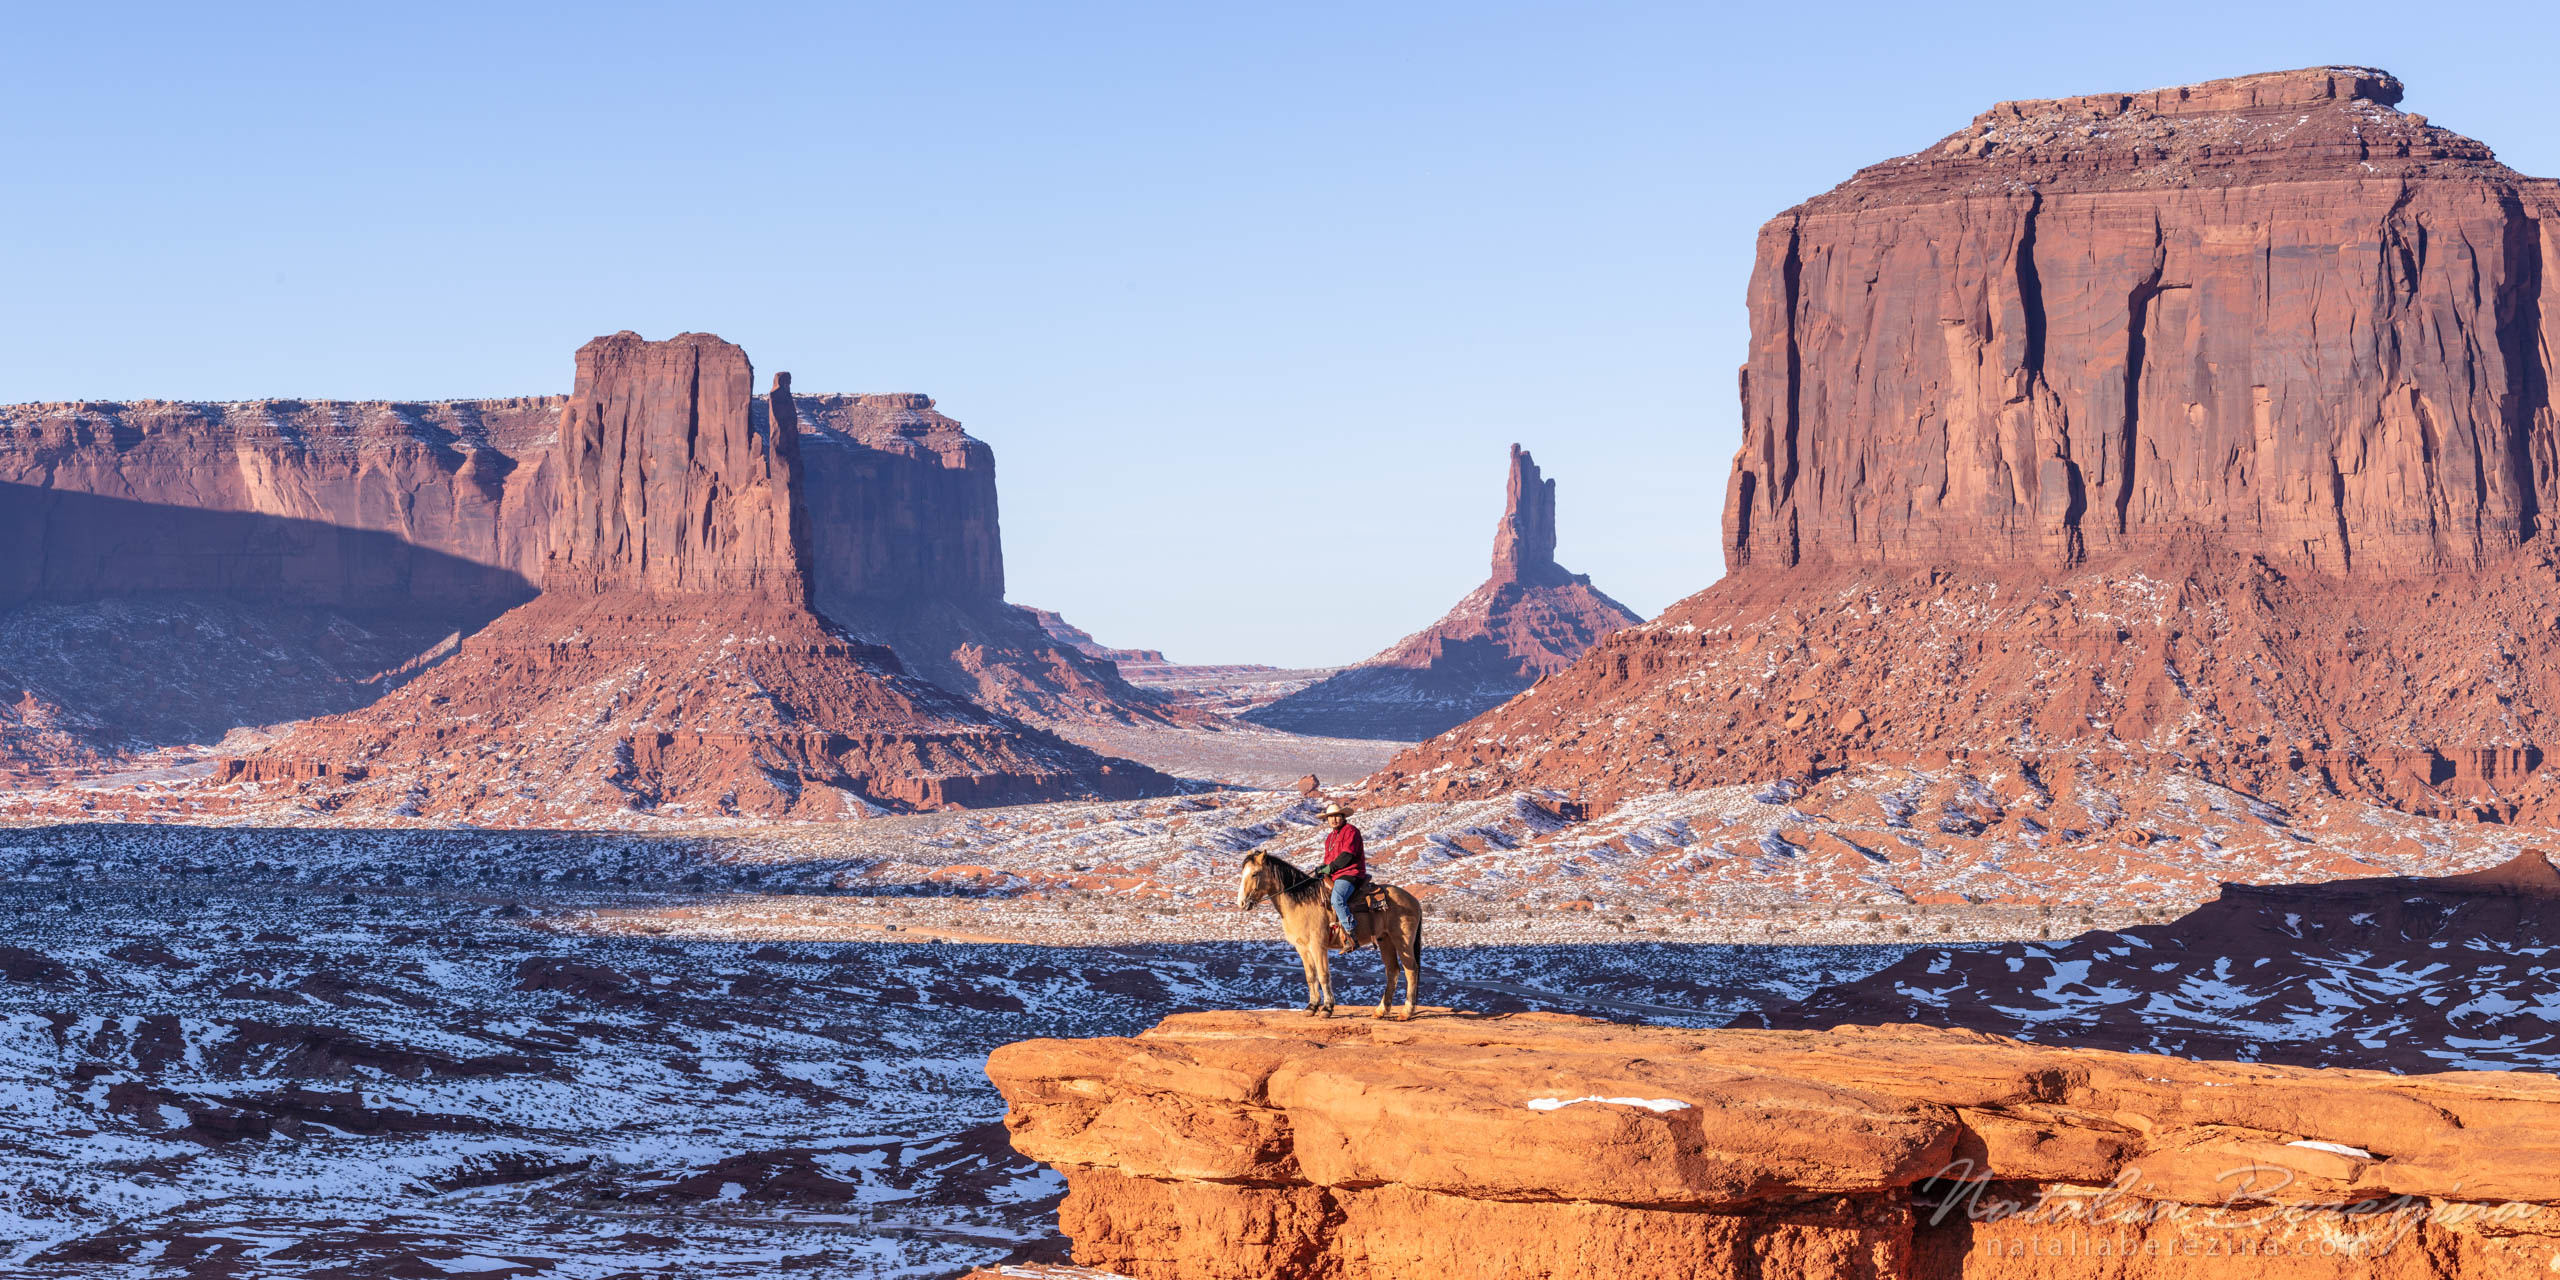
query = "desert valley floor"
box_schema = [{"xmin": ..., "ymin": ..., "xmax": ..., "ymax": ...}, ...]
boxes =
[
  {"xmin": 0, "ymin": 861, "xmax": 1908, "ymax": 1278},
  {"xmin": 1, "ymin": 740, "xmax": 2551, "ymax": 1276},
  {"xmin": 22, "ymin": 56, "xmax": 2560, "ymax": 1280}
]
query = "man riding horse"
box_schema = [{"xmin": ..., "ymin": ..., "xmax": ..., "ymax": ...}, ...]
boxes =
[
  {"xmin": 1317, "ymin": 801, "xmax": 1367, "ymax": 948},
  {"xmin": 1234, "ymin": 799, "xmax": 1423, "ymax": 1019}
]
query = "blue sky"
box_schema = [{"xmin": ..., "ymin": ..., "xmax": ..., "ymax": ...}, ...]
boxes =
[{"xmin": 7, "ymin": 2, "xmax": 2558, "ymax": 665}]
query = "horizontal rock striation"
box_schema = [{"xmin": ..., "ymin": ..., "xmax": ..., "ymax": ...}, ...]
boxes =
[
  {"xmin": 1249, "ymin": 446, "xmax": 1639, "ymax": 740},
  {"xmin": 1729, "ymin": 66, "xmax": 2560, "ymax": 576},
  {"xmin": 240, "ymin": 595, "xmax": 1165, "ymax": 819},
  {"xmin": 796, "ymin": 393, "xmax": 1004, "ymax": 602},
  {"xmin": 0, "ymin": 400, "xmax": 552, "ymax": 760},
  {"xmin": 1366, "ymin": 544, "xmax": 2560, "ymax": 812},
  {"xmin": 0, "ymin": 395, "xmax": 561, "ymax": 601},
  {"xmin": 991, "ymin": 1009, "xmax": 2560, "ymax": 1279},
  {"xmin": 1026, "ymin": 608, "xmax": 1169, "ymax": 667}
]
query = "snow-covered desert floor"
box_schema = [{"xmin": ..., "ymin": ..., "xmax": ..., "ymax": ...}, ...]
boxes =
[
  {"xmin": 0, "ymin": 860, "xmax": 1927, "ymax": 1278},
  {"xmin": 0, "ymin": 753, "xmax": 2540, "ymax": 1276}
]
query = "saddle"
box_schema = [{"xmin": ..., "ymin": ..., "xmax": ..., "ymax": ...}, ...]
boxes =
[{"xmin": 1333, "ymin": 880, "xmax": 1394, "ymax": 946}]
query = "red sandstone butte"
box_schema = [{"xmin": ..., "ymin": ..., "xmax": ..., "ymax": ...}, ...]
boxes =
[
  {"xmin": 544, "ymin": 334, "xmax": 807, "ymax": 598},
  {"xmin": 989, "ymin": 1010, "xmax": 2560, "ymax": 1279},
  {"xmin": 0, "ymin": 378, "xmax": 1179, "ymax": 779},
  {"xmin": 221, "ymin": 333, "xmax": 1177, "ymax": 822},
  {"xmin": 1370, "ymin": 68, "xmax": 2560, "ymax": 813},
  {"xmin": 1727, "ymin": 66, "xmax": 2552, "ymax": 575},
  {"xmin": 1248, "ymin": 446, "xmax": 1640, "ymax": 740}
]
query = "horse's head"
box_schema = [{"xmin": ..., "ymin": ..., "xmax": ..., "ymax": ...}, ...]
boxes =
[{"xmin": 1236, "ymin": 851, "xmax": 1269, "ymax": 910}]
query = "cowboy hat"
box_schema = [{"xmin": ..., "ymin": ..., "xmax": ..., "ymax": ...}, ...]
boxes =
[{"xmin": 1319, "ymin": 802, "xmax": 1352, "ymax": 818}]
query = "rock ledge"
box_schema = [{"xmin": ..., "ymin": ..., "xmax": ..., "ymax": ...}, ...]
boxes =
[{"xmin": 992, "ymin": 1010, "xmax": 2560, "ymax": 1278}]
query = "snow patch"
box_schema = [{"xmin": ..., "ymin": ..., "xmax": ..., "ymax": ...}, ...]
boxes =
[{"xmin": 1526, "ymin": 1095, "xmax": 1690, "ymax": 1113}]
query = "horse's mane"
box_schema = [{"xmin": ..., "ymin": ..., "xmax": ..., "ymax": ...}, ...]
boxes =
[{"xmin": 1256, "ymin": 851, "xmax": 1325, "ymax": 903}]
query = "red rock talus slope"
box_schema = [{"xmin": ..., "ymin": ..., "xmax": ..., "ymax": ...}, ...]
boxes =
[
  {"xmin": 1373, "ymin": 68, "xmax": 2560, "ymax": 813},
  {"xmin": 992, "ymin": 1011, "xmax": 2560, "ymax": 1280},
  {"xmin": 224, "ymin": 332, "xmax": 1176, "ymax": 822},
  {"xmin": 1741, "ymin": 850, "xmax": 2560, "ymax": 1071},
  {"xmin": 1249, "ymin": 446, "xmax": 1641, "ymax": 740},
  {"xmin": 1368, "ymin": 546, "xmax": 2560, "ymax": 814},
  {"xmin": 0, "ymin": 662, "xmax": 100, "ymax": 776}
]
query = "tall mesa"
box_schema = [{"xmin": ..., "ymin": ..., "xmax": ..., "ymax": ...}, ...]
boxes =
[
  {"xmin": 1726, "ymin": 66, "xmax": 2558, "ymax": 575},
  {"xmin": 219, "ymin": 332, "xmax": 1177, "ymax": 822},
  {"xmin": 1373, "ymin": 67, "xmax": 2560, "ymax": 812}
]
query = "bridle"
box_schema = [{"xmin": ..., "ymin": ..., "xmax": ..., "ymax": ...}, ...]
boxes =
[{"xmin": 1238, "ymin": 855, "xmax": 1272, "ymax": 910}]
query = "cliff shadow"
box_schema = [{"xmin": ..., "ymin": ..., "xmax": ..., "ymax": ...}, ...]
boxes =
[{"xmin": 0, "ymin": 483, "xmax": 538, "ymax": 752}]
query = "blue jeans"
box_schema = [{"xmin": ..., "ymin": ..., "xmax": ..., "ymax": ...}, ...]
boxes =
[{"xmin": 1329, "ymin": 878, "xmax": 1359, "ymax": 936}]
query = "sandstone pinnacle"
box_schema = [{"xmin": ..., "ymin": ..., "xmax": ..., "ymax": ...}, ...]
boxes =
[{"xmin": 1248, "ymin": 445, "xmax": 1639, "ymax": 740}]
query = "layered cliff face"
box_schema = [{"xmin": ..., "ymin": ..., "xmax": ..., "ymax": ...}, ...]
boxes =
[
  {"xmin": 0, "ymin": 398, "xmax": 554, "ymax": 766},
  {"xmin": 223, "ymin": 333, "xmax": 1178, "ymax": 822},
  {"xmin": 0, "ymin": 395, "xmax": 559, "ymax": 603},
  {"xmin": 1377, "ymin": 69, "xmax": 2560, "ymax": 811},
  {"xmin": 1247, "ymin": 446, "xmax": 1640, "ymax": 740},
  {"xmin": 1728, "ymin": 66, "xmax": 2560, "ymax": 575},
  {"xmin": 796, "ymin": 393, "xmax": 1002, "ymax": 600},
  {"xmin": 1742, "ymin": 850, "xmax": 2560, "ymax": 1072},
  {"xmin": 0, "ymin": 376, "xmax": 1181, "ymax": 774},
  {"xmin": 545, "ymin": 334, "xmax": 807, "ymax": 598},
  {"xmin": 991, "ymin": 1010, "xmax": 2560, "ymax": 1280}
]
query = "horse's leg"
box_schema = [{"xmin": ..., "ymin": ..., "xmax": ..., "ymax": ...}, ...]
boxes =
[
  {"xmin": 1372, "ymin": 934, "xmax": 1394, "ymax": 1019},
  {"xmin": 1313, "ymin": 935, "xmax": 1334, "ymax": 1017},
  {"xmin": 1295, "ymin": 941, "xmax": 1319, "ymax": 1014},
  {"xmin": 1401, "ymin": 910, "xmax": 1422, "ymax": 1021}
]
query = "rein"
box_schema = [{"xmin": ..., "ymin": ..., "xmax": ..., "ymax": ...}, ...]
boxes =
[{"xmin": 1253, "ymin": 854, "xmax": 1326, "ymax": 907}]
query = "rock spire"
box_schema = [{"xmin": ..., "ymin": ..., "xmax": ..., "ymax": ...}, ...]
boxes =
[
  {"xmin": 1490, "ymin": 444, "xmax": 1564, "ymax": 586},
  {"xmin": 1246, "ymin": 445, "xmax": 1639, "ymax": 740}
]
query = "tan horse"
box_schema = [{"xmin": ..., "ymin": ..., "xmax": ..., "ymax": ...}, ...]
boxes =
[{"xmin": 1236, "ymin": 849, "xmax": 1423, "ymax": 1019}]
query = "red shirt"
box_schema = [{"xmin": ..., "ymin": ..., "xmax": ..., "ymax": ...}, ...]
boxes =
[{"xmin": 1320, "ymin": 824, "xmax": 1367, "ymax": 882}]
